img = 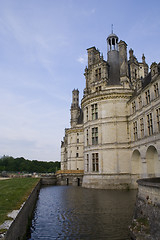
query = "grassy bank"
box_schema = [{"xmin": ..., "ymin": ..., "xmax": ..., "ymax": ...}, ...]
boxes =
[{"xmin": 0, "ymin": 178, "xmax": 40, "ymax": 225}]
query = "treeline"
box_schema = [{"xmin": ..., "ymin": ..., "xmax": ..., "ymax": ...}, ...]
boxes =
[{"xmin": 0, "ymin": 156, "xmax": 60, "ymax": 173}]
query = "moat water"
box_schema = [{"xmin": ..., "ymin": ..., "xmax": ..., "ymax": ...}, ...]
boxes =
[{"xmin": 28, "ymin": 186, "xmax": 137, "ymax": 240}]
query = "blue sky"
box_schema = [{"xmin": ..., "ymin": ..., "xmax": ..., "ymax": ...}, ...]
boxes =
[{"xmin": 0, "ymin": 0, "xmax": 159, "ymax": 161}]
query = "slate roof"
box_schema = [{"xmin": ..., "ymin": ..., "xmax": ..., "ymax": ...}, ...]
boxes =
[{"xmin": 142, "ymin": 72, "xmax": 151, "ymax": 88}]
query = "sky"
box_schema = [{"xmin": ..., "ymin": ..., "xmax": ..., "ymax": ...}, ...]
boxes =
[{"xmin": 0, "ymin": 0, "xmax": 160, "ymax": 161}]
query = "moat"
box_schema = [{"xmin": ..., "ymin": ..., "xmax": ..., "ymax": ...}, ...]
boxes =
[{"xmin": 28, "ymin": 186, "xmax": 137, "ymax": 240}]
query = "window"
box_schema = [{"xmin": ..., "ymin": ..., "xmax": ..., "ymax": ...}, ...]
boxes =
[
  {"xmin": 86, "ymin": 107, "xmax": 88, "ymax": 121},
  {"xmin": 135, "ymin": 69, "xmax": 137, "ymax": 79},
  {"xmin": 91, "ymin": 104, "xmax": 98, "ymax": 120},
  {"xmin": 156, "ymin": 108, "xmax": 160, "ymax": 132},
  {"xmin": 147, "ymin": 113, "xmax": 153, "ymax": 136},
  {"xmin": 77, "ymin": 139, "xmax": 79, "ymax": 143},
  {"xmin": 138, "ymin": 96, "xmax": 142, "ymax": 109},
  {"xmin": 76, "ymin": 153, "xmax": 79, "ymax": 158},
  {"xmin": 86, "ymin": 154, "xmax": 89, "ymax": 172},
  {"xmin": 86, "ymin": 129, "xmax": 89, "ymax": 145},
  {"xmin": 133, "ymin": 121, "xmax": 138, "ymax": 140},
  {"xmin": 92, "ymin": 153, "xmax": 99, "ymax": 172},
  {"xmin": 145, "ymin": 90, "xmax": 150, "ymax": 104},
  {"xmin": 154, "ymin": 83, "xmax": 159, "ymax": 98},
  {"xmin": 140, "ymin": 118, "xmax": 144, "ymax": 138},
  {"xmin": 96, "ymin": 86, "xmax": 101, "ymax": 92},
  {"xmin": 77, "ymin": 147, "xmax": 79, "ymax": 150},
  {"xmin": 92, "ymin": 127, "xmax": 98, "ymax": 145},
  {"xmin": 132, "ymin": 101, "xmax": 136, "ymax": 113},
  {"xmin": 95, "ymin": 68, "xmax": 101, "ymax": 81}
]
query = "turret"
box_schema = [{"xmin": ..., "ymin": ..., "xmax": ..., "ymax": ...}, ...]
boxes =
[
  {"xmin": 107, "ymin": 33, "xmax": 120, "ymax": 85},
  {"xmin": 119, "ymin": 40, "xmax": 129, "ymax": 88},
  {"xmin": 142, "ymin": 54, "xmax": 149, "ymax": 77},
  {"xmin": 70, "ymin": 89, "xmax": 80, "ymax": 128}
]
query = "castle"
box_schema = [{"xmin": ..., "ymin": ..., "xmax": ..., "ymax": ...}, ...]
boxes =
[{"xmin": 60, "ymin": 31, "xmax": 160, "ymax": 189}]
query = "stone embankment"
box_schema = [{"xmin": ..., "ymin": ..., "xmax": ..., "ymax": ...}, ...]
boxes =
[{"xmin": 130, "ymin": 178, "xmax": 160, "ymax": 240}]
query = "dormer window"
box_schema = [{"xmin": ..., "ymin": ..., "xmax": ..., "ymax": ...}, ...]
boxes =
[
  {"xmin": 96, "ymin": 86, "xmax": 101, "ymax": 92},
  {"xmin": 135, "ymin": 69, "xmax": 137, "ymax": 79},
  {"xmin": 145, "ymin": 90, "xmax": 150, "ymax": 104},
  {"xmin": 138, "ymin": 96, "xmax": 142, "ymax": 108},
  {"xmin": 95, "ymin": 68, "xmax": 101, "ymax": 81},
  {"xmin": 154, "ymin": 83, "xmax": 159, "ymax": 98},
  {"xmin": 132, "ymin": 101, "xmax": 136, "ymax": 113}
]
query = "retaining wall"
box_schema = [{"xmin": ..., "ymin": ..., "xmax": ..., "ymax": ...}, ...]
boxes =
[
  {"xmin": 130, "ymin": 178, "xmax": 160, "ymax": 240},
  {"xmin": 41, "ymin": 176, "xmax": 57, "ymax": 185}
]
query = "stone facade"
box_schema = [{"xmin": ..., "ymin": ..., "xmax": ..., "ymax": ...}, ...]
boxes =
[{"xmin": 61, "ymin": 31, "xmax": 160, "ymax": 189}]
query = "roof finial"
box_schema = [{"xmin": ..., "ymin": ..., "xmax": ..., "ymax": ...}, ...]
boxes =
[{"xmin": 111, "ymin": 24, "xmax": 113, "ymax": 34}]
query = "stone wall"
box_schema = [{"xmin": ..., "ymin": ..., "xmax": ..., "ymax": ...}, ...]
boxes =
[
  {"xmin": 130, "ymin": 178, "xmax": 160, "ymax": 240},
  {"xmin": 41, "ymin": 176, "xmax": 57, "ymax": 185},
  {"xmin": 56, "ymin": 172, "xmax": 83, "ymax": 186},
  {"xmin": 82, "ymin": 173, "xmax": 131, "ymax": 189}
]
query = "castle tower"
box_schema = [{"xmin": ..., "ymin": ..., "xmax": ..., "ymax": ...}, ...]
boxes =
[
  {"xmin": 107, "ymin": 32, "xmax": 120, "ymax": 85},
  {"xmin": 118, "ymin": 40, "xmax": 130, "ymax": 88},
  {"xmin": 70, "ymin": 89, "xmax": 80, "ymax": 128}
]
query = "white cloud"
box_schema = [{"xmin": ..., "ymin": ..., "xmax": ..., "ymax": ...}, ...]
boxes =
[
  {"xmin": 81, "ymin": 8, "xmax": 96, "ymax": 16},
  {"xmin": 77, "ymin": 54, "xmax": 87, "ymax": 64},
  {"xmin": 0, "ymin": 0, "xmax": 159, "ymax": 162}
]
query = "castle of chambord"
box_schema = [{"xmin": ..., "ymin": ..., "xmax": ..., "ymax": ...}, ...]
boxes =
[{"xmin": 60, "ymin": 31, "xmax": 160, "ymax": 189}]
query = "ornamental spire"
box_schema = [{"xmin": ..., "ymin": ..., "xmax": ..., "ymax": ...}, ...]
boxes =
[{"xmin": 111, "ymin": 24, "xmax": 113, "ymax": 34}]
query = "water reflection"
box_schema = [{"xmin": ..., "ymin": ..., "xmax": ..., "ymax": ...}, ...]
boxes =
[{"xmin": 28, "ymin": 186, "xmax": 136, "ymax": 240}]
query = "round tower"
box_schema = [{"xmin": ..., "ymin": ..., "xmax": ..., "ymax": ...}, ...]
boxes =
[
  {"xmin": 107, "ymin": 33, "xmax": 120, "ymax": 85},
  {"xmin": 70, "ymin": 89, "xmax": 80, "ymax": 128}
]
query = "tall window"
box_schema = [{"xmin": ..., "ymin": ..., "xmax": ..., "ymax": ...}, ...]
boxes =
[
  {"xmin": 138, "ymin": 96, "xmax": 142, "ymax": 109},
  {"xmin": 86, "ymin": 107, "xmax": 88, "ymax": 121},
  {"xmin": 95, "ymin": 68, "xmax": 101, "ymax": 81},
  {"xmin": 145, "ymin": 90, "xmax": 150, "ymax": 104},
  {"xmin": 156, "ymin": 108, "xmax": 160, "ymax": 132},
  {"xmin": 154, "ymin": 83, "xmax": 159, "ymax": 98},
  {"xmin": 86, "ymin": 129, "xmax": 89, "ymax": 145},
  {"xmin": 140, "ymin": 118, "xmax": 144, "ymax": 138},
  {"xmin": 76, "ymin": 153, "xmax": 79, "ymax": 158},
  {"xmin": 147, "ymin": 113, "xmax": 153, "ymax": 136},
  {"xmin": 86, "ymin": 154, "xmax": 89, "ymax": 172},
  {"xmin": 132, "ymin": 101, "xmax": 136, "ymax": 113},
  {"xmin": 133, "ymin": 121, "xmax": 138, "ymax": 140},
  {"xmin": 92, "ymin": 153, "xmax": 99, "ymax": 172},
  {"xmin": 92, "ymin": 127, "xmax": 98, "ymax": 145},
  {"xmin": 91, "ymin": 104, "xmax": 98, "ymax": 120}
]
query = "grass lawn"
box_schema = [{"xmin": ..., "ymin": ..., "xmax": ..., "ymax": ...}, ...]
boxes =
[{"xmin": 0, "ymin": 178, "xmax": 40, "ymax": 225}]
